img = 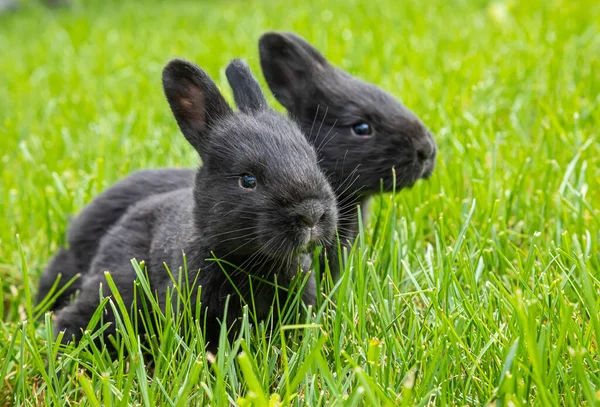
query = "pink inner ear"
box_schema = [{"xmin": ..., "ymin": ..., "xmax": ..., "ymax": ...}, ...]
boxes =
[{"xmin": 179, "ymin": 81, "xmax": 206, "ymax": 124}]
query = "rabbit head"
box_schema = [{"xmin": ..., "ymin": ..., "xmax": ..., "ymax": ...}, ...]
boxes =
[
  {"xmin": 259, "ymin": 32, "xmax": 437, "ymax": 198},
  {"xmin": 162, "ymin": 59, "xmax": 338, "ymax": 266}
]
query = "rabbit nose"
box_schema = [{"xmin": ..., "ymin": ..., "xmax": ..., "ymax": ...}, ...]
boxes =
[
  {"xmin": 416, "ymin": 131, "xmax": 437, "ymax": 162},
  {"xmin": 299, "ymin": 206, "xmax": 325, "ymax": 228}
]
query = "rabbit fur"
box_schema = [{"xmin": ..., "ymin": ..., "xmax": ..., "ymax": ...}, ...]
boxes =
[{"xmin": 51, "ymin": 58, "xmax": 338, "ymax": 352}]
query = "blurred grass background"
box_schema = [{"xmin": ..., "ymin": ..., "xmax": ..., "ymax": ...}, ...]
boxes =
[{"xmin": 1, "ymin": 0, "xmax": 599, "ymax": 405}]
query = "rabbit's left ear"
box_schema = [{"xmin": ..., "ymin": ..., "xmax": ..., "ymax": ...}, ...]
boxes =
[
  {"xmin": 225, "ymin": 59, "xmax": 268, "ymax": 113},
  {"xmin": 259, "ymin": 32, "xmax": 331, "ymax": 112}
]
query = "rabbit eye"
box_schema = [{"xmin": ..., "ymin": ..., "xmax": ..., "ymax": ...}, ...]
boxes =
[
  {"xmin": 239, "ymin": 174, "xmax": 257, "ymax": 189},
  {"xmin": 351, "ymin": 122, "xmax": 373, "ymax": 137}
]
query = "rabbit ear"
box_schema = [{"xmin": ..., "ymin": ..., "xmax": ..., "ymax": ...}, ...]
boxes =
[
  {"xmin": 162, "ymin": 58, "xmax": 233, "ymax": 153},
  {"xmin": 259, "ymin": 32, "xmax": 331, "ymax": 112},
  {"xmin": 225, "ymin": 59, "xmax": 268, "ymax": 113}
]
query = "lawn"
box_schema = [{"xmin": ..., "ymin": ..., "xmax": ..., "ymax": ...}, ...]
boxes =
[{"xmin": 1, "ymin": 0, "xmax": 599, "ymax": 405}]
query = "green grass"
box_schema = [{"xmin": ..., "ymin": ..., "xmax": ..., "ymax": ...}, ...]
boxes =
[{"xmin": 1, "ymin": 0, "xmax": 599, "ymax": 405}]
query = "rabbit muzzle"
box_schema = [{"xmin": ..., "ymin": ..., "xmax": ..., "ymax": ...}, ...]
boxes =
[
  {"xmin": 294, "ymin": 198, "xmax": 337, "ymax": 251},
  {"xmin": 414, "ymin": 130, "xmax": 437, "ymax": 180}
]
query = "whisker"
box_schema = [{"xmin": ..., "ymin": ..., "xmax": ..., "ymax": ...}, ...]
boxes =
[
  {"xmin": 333, "ymin": 164, "xmax": 361, "ymax": 194},
  {"xmin": 308, "ymin": 105, "xmax": 321, "ymax": 140},
  {"xmin": 336, "ymin": 177, "xmax": 363, "ymax": 201},
  {"xmin": 209, "ymin": 226, "xmax": 257, "ymax": 239},
  {"xmin": 315, "ymin": 120, "xmax": 339, "ymax": 153},
  {"xmin": 217, "ymin": 231, "xmax": 261, "ymax": 245},
  {"xmin": 216, "ymin": 234, "xmax": 263, "ymax": 260},
  {"xmin": 314, "ymin": 106, "xmax": 329, "ymax": 141}
]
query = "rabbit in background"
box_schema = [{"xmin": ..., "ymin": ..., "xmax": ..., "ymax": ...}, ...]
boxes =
[
  {"xmin": 52, "ymin": 58, "xmax": 338, "ymax": 352},
  {"xmin": 259, "ymin": 32, "xmax": 436, "ymax": 267},
  {"xmin": 38, "ymin": 31, "xmax": 436, "ymax": 310}
]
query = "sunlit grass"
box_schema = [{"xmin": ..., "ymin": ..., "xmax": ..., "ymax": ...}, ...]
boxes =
[{"xmin": 1, "ymin": 0, "xmax": 599, "ymax": 405}]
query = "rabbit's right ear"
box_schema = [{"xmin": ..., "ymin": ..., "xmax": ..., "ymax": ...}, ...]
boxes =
[
  {"xmin": 259, "ymin": 32, "xmax": 331, "ymax": 112},
  {"xmin": 162, "ymin": 58, "xmax": 233, "ymax": 152}
]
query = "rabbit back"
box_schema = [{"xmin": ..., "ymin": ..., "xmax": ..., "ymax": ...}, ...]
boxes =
[{"xmin": 37, "ymin": 168, "xmax": 194, "ymax": 310}]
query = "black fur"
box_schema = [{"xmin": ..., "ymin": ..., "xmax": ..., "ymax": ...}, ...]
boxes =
[
  {"xmin": 38, "ymin": 32, "xmax": 437, "ymax": 309},
  {"xmin": 52, "ymin": 58, "xmax": 338, "ymax": 352},
  {"xmin": 258, "ymin": 32, "xmax": 436, "ymax": 277},
  {"xmin": 226, "ymin": 59, "xmax": 268, "ymax": 113},
  {"xmin": 37, "ymin": 169, "xmax": 194, "ymax": 310}
]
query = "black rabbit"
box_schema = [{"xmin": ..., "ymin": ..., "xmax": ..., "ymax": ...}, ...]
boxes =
[
  {"xmin": 52, "ymin": 58, "xmax": 338, "ymax": 352},
  {"xmin": 38, "ymin": 31, "xmax": 436, "ymax": 309},
  {"xmin": 258, "ymin": 32, "xmax": 436, "ymax": 266}
]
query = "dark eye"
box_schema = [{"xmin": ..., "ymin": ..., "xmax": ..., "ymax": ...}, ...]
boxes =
[
  {"xmin": 239, "ymin": 174, "xmax": 257, "ymax": 189},
  {"xmin": 351, "ymin": 122, "xmax": 373, "ymax": 137}
]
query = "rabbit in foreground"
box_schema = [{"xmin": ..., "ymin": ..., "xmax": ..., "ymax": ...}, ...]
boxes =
[
  {"xmin": 53, "ymin": 58, "xmax": 338, "ymax": 351},
  {"xmin": 38, "ymin": 31, "xmax": 436, "ymax": 309}
]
